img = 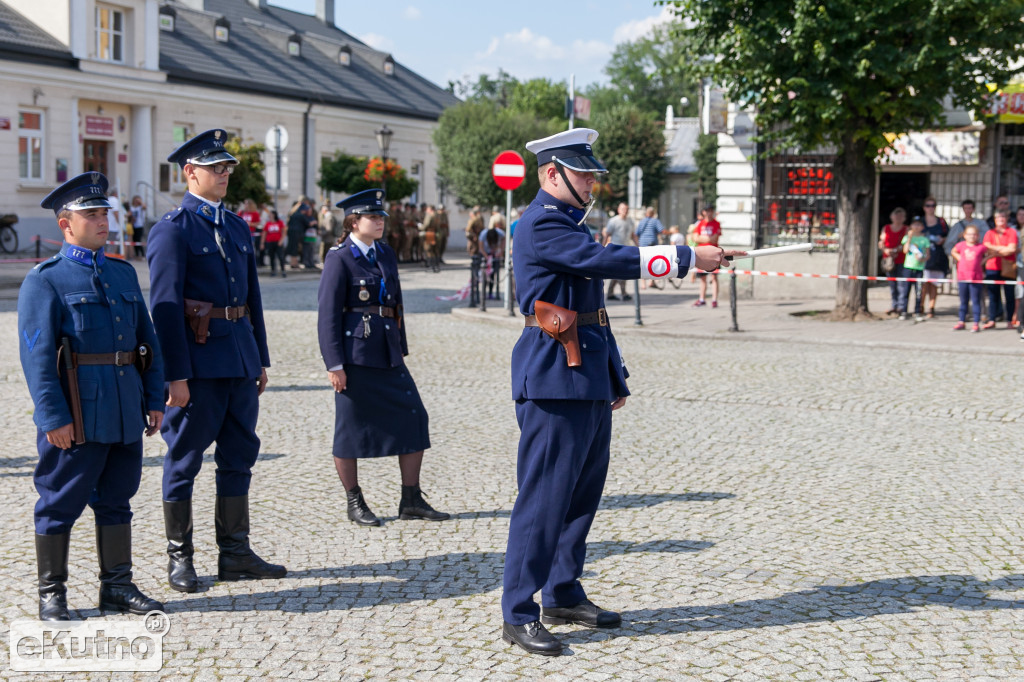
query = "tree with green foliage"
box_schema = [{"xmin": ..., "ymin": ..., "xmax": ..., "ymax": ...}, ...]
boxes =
[
  {"xmin": 223, "ymin": 138, "xmax": 269, "ymax": 209},
  {"xmin": 318, "ymin": 152, "xmax": 369, "ymax": 196},
  {"xmin": 448, "ymin": 71, "xmax": 568, "ymax": 121},
  {"xmin": 319, "ymin": 152, "xmax": 418, "ymax": 202},
  {"xmin": 668, "ymin": 0, "xmax": 1024, "ymax": 319},
  {"xmin": 593, "ymin": 22, "xmax": 701, "ymax": 119},
  {"xmin": 589, "ymin": 104, "xmax": 667, "ymax": 206},
  {"xmin": 434, "ymin": 100, "xmax": 558, "ymax": 208}
]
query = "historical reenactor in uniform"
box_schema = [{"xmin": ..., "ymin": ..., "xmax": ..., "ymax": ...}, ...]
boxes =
[
  {"xmin": 435, "ymin": 205, "xmax": 450, "ymax": 264},
  {"xmin": 147, "ymin": 129, "xmax": 286, "ymax": 593},
  {"xmin": 317, "ymin": 189, "xmax": 449, "ymax": 527},
  {"xmin": 19, "ymin": 172, "xmax": 166, "ymax": 620},
  {"xmin": 500, "ymin": 129, "xmax": 742, "ymax": 655}
]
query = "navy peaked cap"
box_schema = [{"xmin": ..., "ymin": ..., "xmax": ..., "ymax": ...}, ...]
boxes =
[
  {"xmin": 525, "ymin": 128, "xmax": 608, "ymax": 173},
  {"xmin": 40, "ymin": 172, "xmax": 112, "ymax": 215},
  {"xmin": 336, "ymin": 189, "xmax": 389, "ymax": 217},
  {"xmin": 167, "ymin": 128, "xmax": 238, "ymax": 167}
]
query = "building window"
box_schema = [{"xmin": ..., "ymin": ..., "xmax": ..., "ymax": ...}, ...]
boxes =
[
  {"xmin": 18, "ymin": 110, "xmax": 44, "ymax": 181},
  {"xmin": 338, "ymin": 46, "xmax": 351, "ymax": 66},
  {"xmin": 383, "ymin": 56, "xmax": 394, "ymax": 76},
  {"xmin": 96, "ymin": 5, "xmax": 125, "ymax": 63},
  {"xmin": 288, "ymin": 38, "xmax": 300, "ymax": 57}
]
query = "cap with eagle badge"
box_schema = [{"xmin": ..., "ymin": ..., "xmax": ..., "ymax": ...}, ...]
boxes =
[
  {"xmin": 166, "ymin": 128, "xmax": 238, "ymax": 168},
  {"xmin": 40, "ymin": 172, "xmax": 113, "ymax": 215},
  {"xmin": 525, "ymin": 128, "xmax": 608, "ymax": 173},
  {"xmin": 336, "ymin": 189, "xmax": 389, "ymax": 217}
]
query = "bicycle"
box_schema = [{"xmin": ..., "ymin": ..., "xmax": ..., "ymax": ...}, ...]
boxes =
[{"xmin": 0, "ymin": 214, "xmax": 18, "ymax": 254}]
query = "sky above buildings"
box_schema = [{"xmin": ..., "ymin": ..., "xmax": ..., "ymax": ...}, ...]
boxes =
[{"xmin": 270, "ymin": 0, "xmax": 675, "ymax": 91}]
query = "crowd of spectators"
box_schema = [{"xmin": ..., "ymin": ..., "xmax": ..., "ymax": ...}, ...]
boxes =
[{"xmin": 878, "ymin": 195, "xmax": 1021, "ymax": 335}]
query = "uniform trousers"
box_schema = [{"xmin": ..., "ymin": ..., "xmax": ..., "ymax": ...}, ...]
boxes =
[
  {"xmin": 502, "ymin": 398, "xmax": 612, "ymax": 625},
  {"xmin": 162, "ymin": 377, "xmax": 260, "ymax": 502},
  {"xmin": 33, "ymin": 433, "xmax": 142, "ymax": 535}
]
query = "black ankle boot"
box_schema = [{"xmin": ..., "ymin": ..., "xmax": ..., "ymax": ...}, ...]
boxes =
[
  {"xmin": 215, "ymin": 496, "xmax": 287, "ymax": 581},
  {"xmin": 398, "ymin": 485, "xmax": 450, "ymax": 521},
  {"xmin": 96, "ymin": 524, "xmax": 164, "ymax": 615},
  {"xmin": 346, "ymin": 486, "xmax": 382, "ymax": 526},
  {"xmin": 164, "ymin": 499, "xmax": 198, "ymax": 593},
  {"xmin": 36, "ymin": 532, "xmax": 71, "ymax": 621}
]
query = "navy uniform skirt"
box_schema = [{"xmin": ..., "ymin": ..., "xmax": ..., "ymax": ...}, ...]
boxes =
[{"xmin": 333, "ymin": 364, "xmax": 430, "ymax": 458}]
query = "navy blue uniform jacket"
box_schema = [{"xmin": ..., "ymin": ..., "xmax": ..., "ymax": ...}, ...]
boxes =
[
  {"xmin": 147, "ymin": 193, "xmax": 270, "ymax": 382},
  {"xmin": 318, "ymin": 237, "xmax": 407, "ymax": 369},
  {"xmin": 18, "ymin": 245, "xmax": 165, "ymax": 443},
  {"xmin": 511, "ymin": 190, "xmax": 693, "ymax": 401}
]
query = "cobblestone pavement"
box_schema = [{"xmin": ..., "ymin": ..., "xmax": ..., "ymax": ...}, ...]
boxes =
[{"xmin": 2, "ymin": 258, "xmax": 1024, "ymax": 680}]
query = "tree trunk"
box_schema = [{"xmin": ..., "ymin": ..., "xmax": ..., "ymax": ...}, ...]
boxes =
[{"xmin": 832, "ymin": 135, "xmax": 876, "ymax": 321}]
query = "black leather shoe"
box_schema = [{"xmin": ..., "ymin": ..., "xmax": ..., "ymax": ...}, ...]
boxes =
[
  {"xmin": 541, "ymin": 598, "xmax": 622, "ymax": 628},
  {"xmin": 501, "ymin": 620, "xmax": 563, "ymax": 656},
  {"xmin": 96, "ymin": 524, "xmax": 165, "ymax": 615},
  {"xmin": 164, "ymin": 500, "xmax": 199, "ymax": 593},
  {"xmin": 215, "ymin": 496, "xmax": 287, "ymax": 580},
  {"xmin": 398, "ymin": 485, "xmax": 450, "ymax": 521},
  {"xmin": 347, "ymin": 486, "xmax": 382, "ymax": 526},
  {"xmin": 99, "ymin": 582, "xmax": 164, "ymax": 615},
  {"xmin": 36, "ymin": 533, "xmax": 71, "ymax": 621}
]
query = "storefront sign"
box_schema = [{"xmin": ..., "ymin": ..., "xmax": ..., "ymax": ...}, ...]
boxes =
[
  {"xmin": 85, "ymin": 115, "xmax": 114, "ymax": 136},
  {"xmin": 881, "ymin": 131, "xmax": 980, "ymax": 166},
  {"xmin": 985, "ymin": 83, "xmax": 1024, "ymax": 123}
]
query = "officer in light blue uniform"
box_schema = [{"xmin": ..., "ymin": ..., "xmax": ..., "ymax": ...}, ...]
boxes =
[
  {"xmin": 500, "ymin": 129, "xmax": 736, "ymax": 655},
  {"xmin": 147, "ymin": 129, "xmax": 286, "ymax": 594},
  {"xmin": 19, "ymin": 172, "xmax": 165, "ymax": 620},
  {"xmin": 317, "ymin": 189, "xmax": 448, "ymax": 527}
]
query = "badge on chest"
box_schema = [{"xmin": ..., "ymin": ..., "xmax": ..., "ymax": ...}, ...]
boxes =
[{"xmin": 358, "ymin": 278, "xmax": 370, "ymax": 301}]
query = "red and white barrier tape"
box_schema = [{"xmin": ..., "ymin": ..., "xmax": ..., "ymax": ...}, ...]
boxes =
[{"xmin": 710, "ymin": 269, "xmax": 1020, "ymax": 286}]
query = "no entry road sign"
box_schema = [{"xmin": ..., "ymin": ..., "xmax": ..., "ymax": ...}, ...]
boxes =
[{"xmin": 492, "ymin": 150, "xmax": 526, "ymax": 191}]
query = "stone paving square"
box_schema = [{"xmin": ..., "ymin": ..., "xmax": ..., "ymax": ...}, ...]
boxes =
[{"xmin": 0, "ymin": 256, "xmax": 1023, "ymax": 680}]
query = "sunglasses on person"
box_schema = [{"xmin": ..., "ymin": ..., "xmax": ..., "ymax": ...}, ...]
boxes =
[
  {"xmin": 197, "ymin": 163, "xmax": 235, "ymax": 176},
  {"xmin": 924, "ymin": 203, "xmax": 936, "ymax": 208}
]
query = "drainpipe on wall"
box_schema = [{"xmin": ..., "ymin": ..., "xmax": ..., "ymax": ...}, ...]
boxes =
[{"xmin": 302, "ymin": 100, "xmax": 313, "ymax": 198}]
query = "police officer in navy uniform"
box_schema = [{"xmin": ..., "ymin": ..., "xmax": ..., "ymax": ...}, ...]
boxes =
[
  {"xmin": 317, "ymin": 189, "xmax": 448, "ymax": 526},
  {"xmin": 147, "ymin": 129, "xmax": 286, "ymax": 593},
  {"xmin": 19, "ymin": 172, "xmax": 165, "ymax": 620},
  {"xmin": 500, "ymin": 129, "xmax": 742, "ymax": 655}
]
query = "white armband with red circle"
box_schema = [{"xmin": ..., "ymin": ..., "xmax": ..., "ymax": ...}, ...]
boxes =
[{"xmin": 639, "ymin": 245, "xmax": 680, "ymax": 280}]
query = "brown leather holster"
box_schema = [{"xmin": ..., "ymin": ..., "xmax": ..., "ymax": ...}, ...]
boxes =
[
  {"xmin": 58, "ymin": 337, "xmax": 85, "ymax": 445},
  {"xmin": 184, "ymin": 300, "xmax": 249, "ymax": 344},
  {"xmin": 184, "ymin": 299, "xmax": 214, "ymax": 344},
  {"xmin": 530, "ymin": 300, "xmax": 581, "ymax": 367}
]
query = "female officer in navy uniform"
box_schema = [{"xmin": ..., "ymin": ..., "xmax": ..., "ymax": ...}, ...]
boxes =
[{"xmin": 317, "ymin": 189, "xmax": 448, "ymax": 526}]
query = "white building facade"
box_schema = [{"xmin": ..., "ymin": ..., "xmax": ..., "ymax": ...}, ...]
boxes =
[{"xmin": 0, "ymin": 0, "xmax": 457, "ymax": 243}]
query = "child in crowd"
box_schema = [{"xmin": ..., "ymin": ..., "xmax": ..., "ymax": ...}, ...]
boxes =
[
  {"xmin": 898, "ymin": 217, "xmax": 930, "ymax": 321},
  {"xmin": 950, "ymin": 225, "xmax": 988, "ymax": 332}
]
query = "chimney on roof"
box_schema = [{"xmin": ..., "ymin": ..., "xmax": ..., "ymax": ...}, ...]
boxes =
[
  {"xmin": 248, "ymin": 0, "xmax": 268, "ymax": 9},
  {"xmin": 316, "ymin": 0, "xmax": 336, "ymax": 25}
]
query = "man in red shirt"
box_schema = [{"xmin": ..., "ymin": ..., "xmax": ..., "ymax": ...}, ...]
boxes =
[{"xmin": 693, "ymin": 206, "xmax": 722, "ymax": 307}]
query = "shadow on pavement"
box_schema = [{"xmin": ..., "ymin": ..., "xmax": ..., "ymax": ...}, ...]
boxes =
[
  {"xmin": 440, "ymin": 492, "xmax": 734, "ymax": 520},
  {"xmin": 601, "ymin": 492, "xmax": 735, "ymax": 509},
  {"xmin": 561, "ymin": 573, "xmax": 1024, "ymax": 646},
  {"xmin": 160, "ymin": 539, "xmax": 713, "ymax": 614}
]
